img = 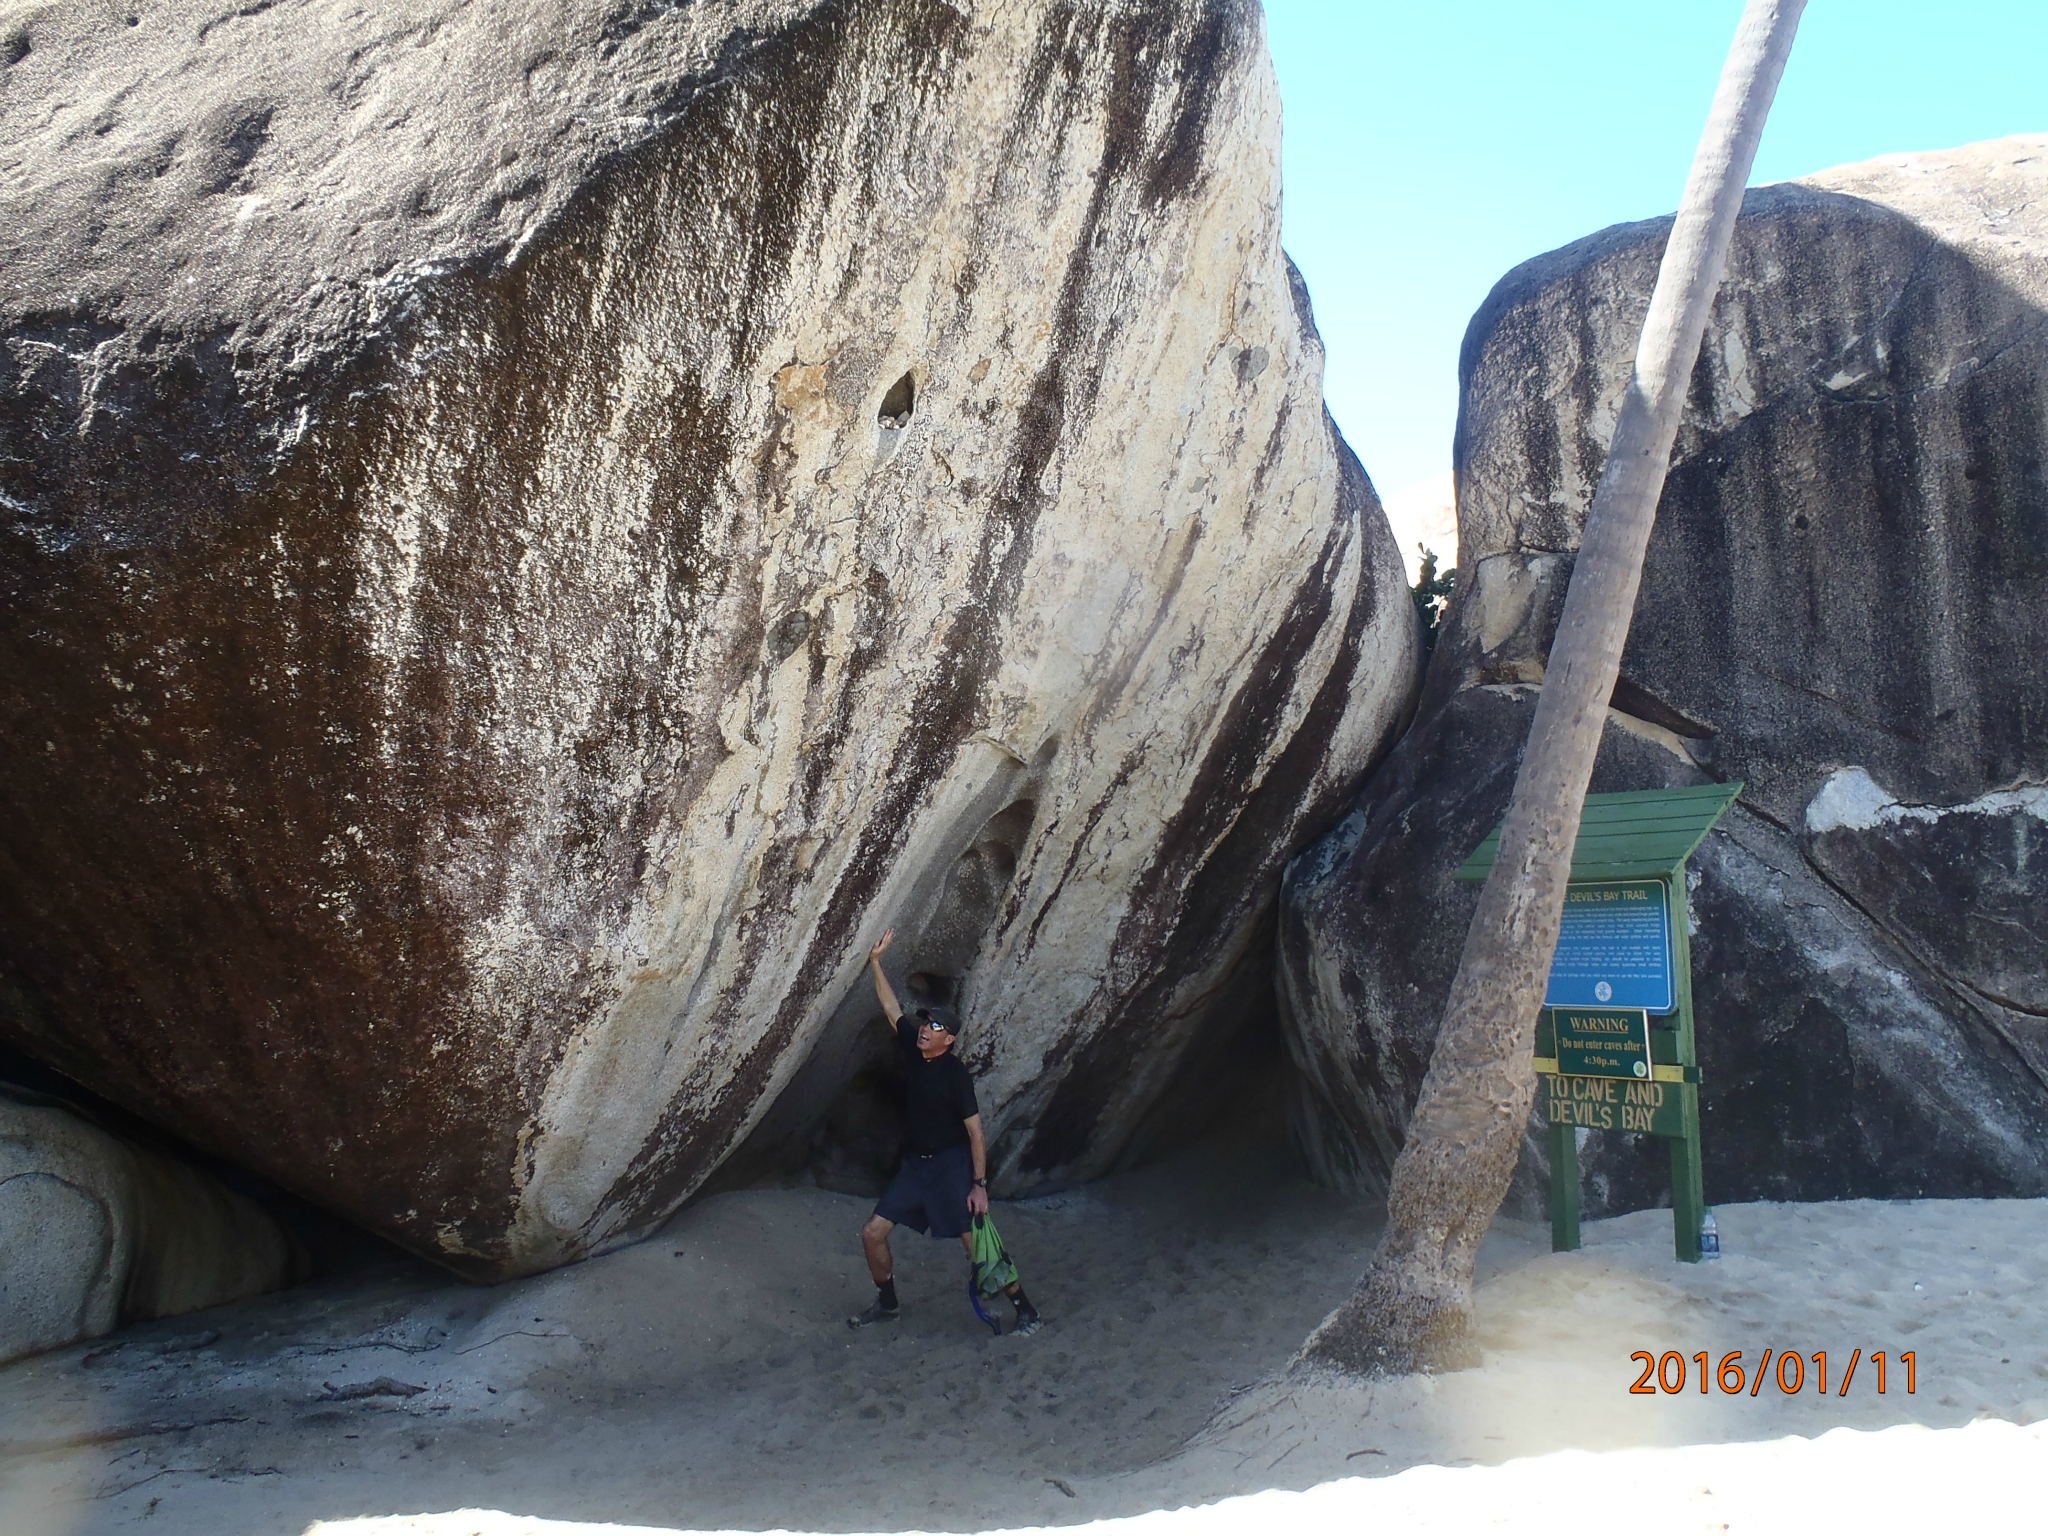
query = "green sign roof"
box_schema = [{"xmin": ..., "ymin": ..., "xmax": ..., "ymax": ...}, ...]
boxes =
[{"xmin": 1455, "ymin": 781, "xmax": 1743, "ymax": 884}]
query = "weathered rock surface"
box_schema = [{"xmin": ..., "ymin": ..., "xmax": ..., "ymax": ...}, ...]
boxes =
[
  {"xmin": 0, "ymin": 2, "xmax": 1416, "ymax": 1276},
  {"xmin": 1281, "ymin": 138, "xmax": 2048, "ymax": 1215},
  {"xmin": 0, "ymin": 1091, "xmax": 305, "ymax": 1364}
]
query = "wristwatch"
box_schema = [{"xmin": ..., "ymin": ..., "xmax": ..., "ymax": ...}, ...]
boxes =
[{"xmin": 972, "ymin": 1177, "xmax": 988, "ymax": 1187}]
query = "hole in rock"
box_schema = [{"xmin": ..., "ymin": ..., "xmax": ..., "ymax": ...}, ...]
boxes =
[
  {"xmin": 766, "ymin": 608, "xmax": 812, "ymax": 663},
  {"xmin": 877, "ymin": 371, "xmax": 916, "ymax": 430},
  {"xmin": 3, "ymin": 31, "xmax": 28, "ymax": 66}
]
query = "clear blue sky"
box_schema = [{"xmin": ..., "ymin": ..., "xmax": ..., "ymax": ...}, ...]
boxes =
[{"xmin": 1266, "ymin": 1, "xmax": 2048, "ymax": 500}]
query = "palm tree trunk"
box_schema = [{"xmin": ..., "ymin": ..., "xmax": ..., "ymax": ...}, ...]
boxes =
[{"xmin": 1303, "ymin": 0, "xmax": 1806, "ymax": 1375}]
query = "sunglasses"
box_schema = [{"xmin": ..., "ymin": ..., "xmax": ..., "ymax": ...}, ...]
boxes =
[{"xmin": 914, "ymin": 1009, "xmax": 954, "ymax": 1032}]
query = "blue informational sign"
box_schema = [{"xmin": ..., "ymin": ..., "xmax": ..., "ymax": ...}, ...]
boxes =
[{"xmin": 1545, "ymin": 879, "xmax": 1675, "ymax": 1014}]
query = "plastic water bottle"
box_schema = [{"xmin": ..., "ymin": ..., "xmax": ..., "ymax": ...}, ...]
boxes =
[{"xmin": 1700, "ymin": 1208, "xmax": 1721, "ymax": 1260}]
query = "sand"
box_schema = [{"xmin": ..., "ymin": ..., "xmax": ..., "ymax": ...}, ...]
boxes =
[{"xmin": 4, "ymin": 1142, "xmax": 2044, "ymax": 1536}]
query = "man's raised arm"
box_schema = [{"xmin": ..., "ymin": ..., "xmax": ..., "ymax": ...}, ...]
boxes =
[{"xmin": 868, "ymin": 929, "xmax": 902, "ymax": 1024}]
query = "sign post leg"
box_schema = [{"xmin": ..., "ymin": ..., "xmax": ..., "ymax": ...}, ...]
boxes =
[
  {"xmin": 1670, "ymin": 1084, "xmax": 1704, "ymax": 1262},
  {"xmin": 1547, "ymin": 1115, "xmax": 1581, "ymax": 1253}
]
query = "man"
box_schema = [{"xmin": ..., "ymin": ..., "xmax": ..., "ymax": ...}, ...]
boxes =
[{"xmin": 848, "ymin": 928, "xmax": 1042, "ymax": 1336}]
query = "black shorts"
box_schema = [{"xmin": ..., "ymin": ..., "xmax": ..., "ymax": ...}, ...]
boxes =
[{"xmin": 874, "ymin": 1145, "xmax": 973, "ymax": 1239}]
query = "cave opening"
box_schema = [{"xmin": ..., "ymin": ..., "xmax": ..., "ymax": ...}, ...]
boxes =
[
  {"xmin": 776, "ymin": 796, "xmax": 1301, "ymax": 1202},
  {"xmin": 877, "ymin": 370, "xmax": 916, "ymax": 429}
]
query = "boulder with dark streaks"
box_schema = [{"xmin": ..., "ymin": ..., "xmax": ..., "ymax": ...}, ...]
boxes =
[
  {"xmin": 0, "ymin": 1, "xmax": 1417, "ymax": 1277},
  {"xmin": 1280, "ymin": 139, "xmax": 2048, "ymax": 1217}
]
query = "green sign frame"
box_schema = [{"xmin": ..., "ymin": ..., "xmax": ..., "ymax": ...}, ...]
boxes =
[{"xmin": 1459, "ymin": 782, "xmax": 1741, "ymax": 1263}]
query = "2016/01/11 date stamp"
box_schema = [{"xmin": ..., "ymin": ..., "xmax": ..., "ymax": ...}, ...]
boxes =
[{"xmin": 1629, "ymin": 1350, "xmax": 1917, "ymax": 1397}]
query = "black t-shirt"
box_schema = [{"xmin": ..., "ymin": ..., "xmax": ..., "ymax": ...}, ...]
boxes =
[{"xmin": 896, "ymin": 1016, "xmax": 979, "ymax": 1156}]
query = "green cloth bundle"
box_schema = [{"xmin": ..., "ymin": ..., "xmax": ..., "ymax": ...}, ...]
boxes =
[{"xmin": 969, "ymin": 1212, "xmax": 1019, "ymax": 1299}]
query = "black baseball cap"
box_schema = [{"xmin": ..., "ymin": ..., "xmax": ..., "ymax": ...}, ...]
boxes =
[{"xmin": 913, "ymin": 1003, "xmax": 962, "ymax": 1037}]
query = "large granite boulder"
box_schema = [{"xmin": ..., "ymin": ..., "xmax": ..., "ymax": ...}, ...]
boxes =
[
  {"xmin": 0, "ymin": 2, "xmax": 1417, "ymax": 1277},
  {"xmin": 1, "ymin": 1091, "xmax": 305, "ymax": 1364},
  {"xmin": 1281, "ymin": 138, "xmax": 2048, "ymax": 1216}
]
